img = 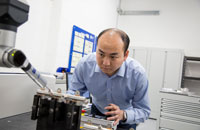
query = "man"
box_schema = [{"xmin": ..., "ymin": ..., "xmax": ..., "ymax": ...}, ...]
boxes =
[{"xmin": 69, "ymin": 28, "xmax": 150, "ymax": 130}]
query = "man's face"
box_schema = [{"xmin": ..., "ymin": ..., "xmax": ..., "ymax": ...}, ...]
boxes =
[{"xmin": 96, "ymin": 31, "xmax": 129, "ymax": 76}]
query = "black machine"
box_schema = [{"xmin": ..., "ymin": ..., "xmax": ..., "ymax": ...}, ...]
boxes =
[{"xmin": 31, "ymin": 89, "xmax": 85, "ymax": 130}]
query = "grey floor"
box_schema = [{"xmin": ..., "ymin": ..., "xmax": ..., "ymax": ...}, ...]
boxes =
[
  {"xmin": 0, "ymin": 112, "xmax": 157, "ymax": 130},
  {"xmin": 137, "ymin": 118, "xmax": 157, "ymax": 130},
  {"xmin": 0, "ymin": 112, "xmax": 36, "ymax": 130}
]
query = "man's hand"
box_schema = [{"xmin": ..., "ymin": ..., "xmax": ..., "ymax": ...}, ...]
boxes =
[{"xmin": 104, "ymin": 103, "xmax": 125, "ymax": 126}]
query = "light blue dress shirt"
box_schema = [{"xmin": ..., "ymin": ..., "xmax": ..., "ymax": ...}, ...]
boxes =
[{"xmin": 68, "ymin": 53, "xmax": 150, "ymax": 124}]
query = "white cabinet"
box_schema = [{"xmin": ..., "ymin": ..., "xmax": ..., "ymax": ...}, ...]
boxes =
[
  {"xmin": 147, "ymin": 50, "xmax": 166, "ymax": 119},
  {"xmin": 131, "ymin": 48, "xmax": 149, "ymax": 72},
  {"xmin": 163, "ymin": 51, "xmax": 184, "ymax": 90},
  {"xmin": 129, "ymin": 46, "xmax": 184, "ymax": 119}
]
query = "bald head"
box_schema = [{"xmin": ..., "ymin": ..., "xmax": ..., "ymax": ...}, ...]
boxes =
[{"xmin": 97, "ymin": 28, "xmax": 130, "ymax": 54}]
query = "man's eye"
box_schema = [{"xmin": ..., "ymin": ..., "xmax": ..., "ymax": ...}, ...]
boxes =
[
  {"xmin": 111, "ymin": 56, "xmax": 116, "ymax": 59},
  {"xmin": 99, "ymin": 53, "xmax": 104, "ymax": 57}
]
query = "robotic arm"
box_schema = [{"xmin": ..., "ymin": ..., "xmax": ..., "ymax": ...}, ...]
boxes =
[
  {"xmin": 0, "ymin": 0, "xmax": 47, "ymax": 89},
  {"xmin": 0, "ymin": 1, "xmax": 115, "ymax": 130}
]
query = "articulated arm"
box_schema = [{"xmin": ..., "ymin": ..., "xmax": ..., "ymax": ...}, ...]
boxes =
[
  {"xmin": 0, "ymin": 0, "xmax": 48, "ymax": 90},
  {"xmin": 6, "ymin": 48, "xmax": 48, "ymax": 89}
]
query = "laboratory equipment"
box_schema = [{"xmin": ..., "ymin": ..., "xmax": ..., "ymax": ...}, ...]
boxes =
[
  {"xmin": 157, "ymin": 89, "xmax": 200, "ymax": 130},
  {"xmin": 80, "ymin": 114, "xmax": 117, "ymax": 130},
  {"xmin": 31, "ymin": 88, "xmax": 86, "ymax": 130},
  {"xmin": 0, "ymin": 1, "xmax": 118, "ymax": 130}
]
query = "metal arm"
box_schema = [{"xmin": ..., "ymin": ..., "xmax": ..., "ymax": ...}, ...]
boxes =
[
  {"xmin": 7, "ymin": 49, "xmax": 48, "ymax": 89},
  {"xmin": 0, "ymin": 0, "xmax": 48, "ymax": 90}
]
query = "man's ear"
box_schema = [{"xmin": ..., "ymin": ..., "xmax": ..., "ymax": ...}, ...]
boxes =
[{"xmin": 124, "ymin": 50, "xmax": 129, "ymax": 61}]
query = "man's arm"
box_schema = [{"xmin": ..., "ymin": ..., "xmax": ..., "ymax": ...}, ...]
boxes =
[
  {"xmin": 68, "ymin": 60, "xmax": 87, "ymax": 96},
  {"xmin": 104, "ymin": 73, "xmax": 150, "ymax": 125},
  {"xmin": 124, "ymin": 73, "xmax": 151, "ymax": 124}
]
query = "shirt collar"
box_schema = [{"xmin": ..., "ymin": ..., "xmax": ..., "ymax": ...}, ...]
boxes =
[
  {"xmin": 95, "ymin": 62, "xmax": 125, "ymax": 77},
  {"xmin": 116, "ymin": 62, "xmax": 125, "ymax": 77},
  {"xmin": 95, "ymin": 64, "xmax": 101, "ymax": 73}
]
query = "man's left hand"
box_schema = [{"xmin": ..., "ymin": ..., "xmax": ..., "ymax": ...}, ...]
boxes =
[{"xmin": 104, "ymin": 103, "xmax": 124, "ymax": 126}]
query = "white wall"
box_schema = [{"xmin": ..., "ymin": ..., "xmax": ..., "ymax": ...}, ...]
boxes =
[
  {"xmin": 117, "ymin": 0, "xmax": 200, "ymax": 57},
  {"xmin": 51, "ymin": 0, "xmax": 119, "ymax": 73},
  {"xmin": 15, "ymin": 0, "xmax": 52, "ymax": 72},
  {"xmin": 12, "ymin": 0, "xmax": 119, "ymax": 73}
]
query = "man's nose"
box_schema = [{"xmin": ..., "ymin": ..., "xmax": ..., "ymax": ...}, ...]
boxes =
[{"xmin": 103, "ymin": 57, "xmax": 110, "ymax": 66}]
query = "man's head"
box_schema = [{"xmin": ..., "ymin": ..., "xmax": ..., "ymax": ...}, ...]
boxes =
[{"xmin": 96, "ymin": 28, "xmax": 130, "ymax": 76}]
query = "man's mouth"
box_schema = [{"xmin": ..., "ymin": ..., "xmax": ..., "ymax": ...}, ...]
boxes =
[{"xmin": 102, "ymin": 67, "xmax": 111, "ymax": 70}]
